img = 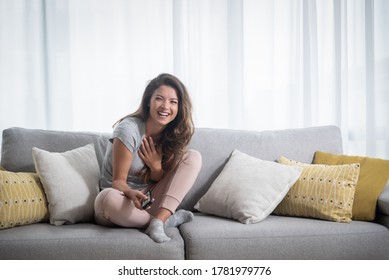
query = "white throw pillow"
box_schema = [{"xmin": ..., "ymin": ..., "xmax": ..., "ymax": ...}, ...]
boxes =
[
  {"xmin": 194, "ymin": 149, "xmax": 301, "ymax": 224},
  {"xmin": 32, "ymin": 144, "xmax": 100, "ymax": 225}
]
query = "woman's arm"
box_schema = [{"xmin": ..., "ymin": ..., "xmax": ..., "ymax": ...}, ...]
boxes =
[{"xmin": 111, "ymin": 138, "xmax": 147, "ymax": 209}]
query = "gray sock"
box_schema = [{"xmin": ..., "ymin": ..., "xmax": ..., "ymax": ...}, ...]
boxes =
[
  {"xmin": 145, "ymin": 219, "xmax": 171, "ymax": 243},
  {"xmin": 166, "ymin": 209, "xmax": 194, "ymax": 228}
]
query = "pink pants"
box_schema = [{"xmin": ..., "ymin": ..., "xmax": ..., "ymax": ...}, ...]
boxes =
[{"xmin": 94, "ymin": 149, "xmax": 202, "ymax": 228}]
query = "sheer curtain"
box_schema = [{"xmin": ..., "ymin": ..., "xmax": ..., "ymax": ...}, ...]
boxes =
[{"xmin": 0, "ymin": 0, "xmax": 388, "ymax": 158}]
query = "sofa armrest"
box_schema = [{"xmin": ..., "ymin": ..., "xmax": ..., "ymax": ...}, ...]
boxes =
[
  {"xmin": 374, "ymin": 215, "xmax": 389, "ymax": 229},
  {"xmin": 377, "ymin": 180, "xmax": 389, "ymax": 216},
  {"xmin": 375, "ymin": 180, "xmax": 389, "ymax": 229}
]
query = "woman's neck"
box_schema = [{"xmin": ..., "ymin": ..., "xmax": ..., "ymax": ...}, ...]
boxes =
[{"xmin": 145, "ymin": 118, "xmax": 164, "ymax": 139}]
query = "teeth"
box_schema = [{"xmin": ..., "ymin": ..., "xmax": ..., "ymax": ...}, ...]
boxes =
[{"xmin": 158, "ymin": 112, "xmax": 169, "ymax": 117}]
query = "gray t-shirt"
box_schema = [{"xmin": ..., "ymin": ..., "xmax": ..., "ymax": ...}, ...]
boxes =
[{"xmin": 100, "ymin": 116, "xmax": 152, "ymax": 190}]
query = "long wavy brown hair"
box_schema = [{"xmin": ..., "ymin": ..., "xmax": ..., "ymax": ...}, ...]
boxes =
[{"xmin": 114, "ymin": 73, "xmax": 195, "ymax": 183}]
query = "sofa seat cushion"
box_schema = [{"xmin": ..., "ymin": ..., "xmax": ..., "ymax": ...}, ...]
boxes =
[
  {"xmin": 180, "ymin": 213, "xmax": 389, "ymax": 260},
  {"xmin": 0, "ymin": 223, "xmax": 184, "ymax": 260}
]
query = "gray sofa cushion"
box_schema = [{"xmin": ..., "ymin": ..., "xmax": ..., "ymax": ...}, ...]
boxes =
[
  {"xmin": 0, "ymin": 223, "xmax": 184, "ymax": 260},
  {"xmin": 180, "ymin": 213, "xmax": 389, "ymax": 260},
  {"xmin": 1, "ymin": 127, "xmax": 110, "ymax": 172}
]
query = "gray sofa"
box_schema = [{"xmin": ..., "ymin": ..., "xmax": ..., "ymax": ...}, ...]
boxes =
[{"xmin": 1, "ymin": 125, "xmax": 388, "ymax": 260}]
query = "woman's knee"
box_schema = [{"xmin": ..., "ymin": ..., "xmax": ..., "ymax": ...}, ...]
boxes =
[
  {"xmin": 95, "ymin": 188, "xmax": 123, "ymax": 213},
  {"xmin": 95, "ymin": 188, "xmax": 148, "ymax": 228},
  {"xmin": 183, "ymin": 149, "xmax": 202, "ymax": 170},
  {"xmin": 94, "ymin": 188, "xmax": 121, "ymax": 226}
]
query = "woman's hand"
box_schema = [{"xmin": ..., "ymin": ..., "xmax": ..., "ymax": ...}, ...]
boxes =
[
  {"xmin": 123, "ymin": 188, "xmax": 148, "ymax": 210},
  {"xmin": 138, "ymin": 137, "xmax": 164, "ymax": 181}
]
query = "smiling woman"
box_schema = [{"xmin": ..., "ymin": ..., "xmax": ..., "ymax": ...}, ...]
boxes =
[
  {"xmin": 94, "ymin": 73, "xmax": 202, "ymax": 243},
  {"xmin": 148, "ymin": 85, "xmax": 179, "ymax": 129}
]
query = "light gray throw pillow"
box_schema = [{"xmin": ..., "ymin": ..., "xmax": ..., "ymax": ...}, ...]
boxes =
[
  {"xmin": 32, "ymin": 144, "xmax": 100, "ymax": 225},
  {"xmin": 194, "ymin": 149, "xmax": 301, "ymax": 224}
]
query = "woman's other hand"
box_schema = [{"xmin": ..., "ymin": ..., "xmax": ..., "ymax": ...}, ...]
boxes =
[{"xmin": 139, "ymin": 137, "xmax": 164, "ymax": 181}]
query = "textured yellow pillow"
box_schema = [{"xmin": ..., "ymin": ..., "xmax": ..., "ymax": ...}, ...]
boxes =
[
  {"xmin": 0, "ymin": 170, "xmax": 49, "ymax": 229},
  {"xmin": 313, "ymin": 151, "xmax": 389, "ymax": 221},
  {"xmin": 273, "ymin": 156, "xmax": 360, "ymax": 223}
]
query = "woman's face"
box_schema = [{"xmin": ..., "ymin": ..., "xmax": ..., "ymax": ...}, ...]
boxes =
[{"xmin": 148, "ymin": 85, "xmax": 179, "ymax": 128}]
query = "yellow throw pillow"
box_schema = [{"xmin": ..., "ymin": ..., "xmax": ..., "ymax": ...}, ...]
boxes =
[
  {"xmin": 313, "ymin": 151, "xmax": 389, "ymax": 221},
  {"xmin": 0, "ymin": 170, "xmax": 49, "ymax": 229},
  {"xmin": 273, "ymin": 156, "xmax": 360, "ymax": 223}
]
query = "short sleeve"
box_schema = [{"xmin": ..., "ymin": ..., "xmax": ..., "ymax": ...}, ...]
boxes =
[{"xmin": 111, "ymin": 118, "xmax": 142, "ymax": 153}]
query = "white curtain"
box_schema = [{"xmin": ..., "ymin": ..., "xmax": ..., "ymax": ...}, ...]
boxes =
[{"xmin": 1, "ymin": 0, "xmax": 388, "ymax": 158}]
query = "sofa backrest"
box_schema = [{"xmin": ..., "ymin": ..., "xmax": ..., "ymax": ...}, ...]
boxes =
[
  {"xmin": 182, "ymin": 125, "xmax": 343, "ymax": 210},
  {"xmin": 1, "ymin": 127, "xmax": 110, "ymax": 173},
  {"xmin": 1, "ymin": 125, "xmax": 343, "ymax": 211}
]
